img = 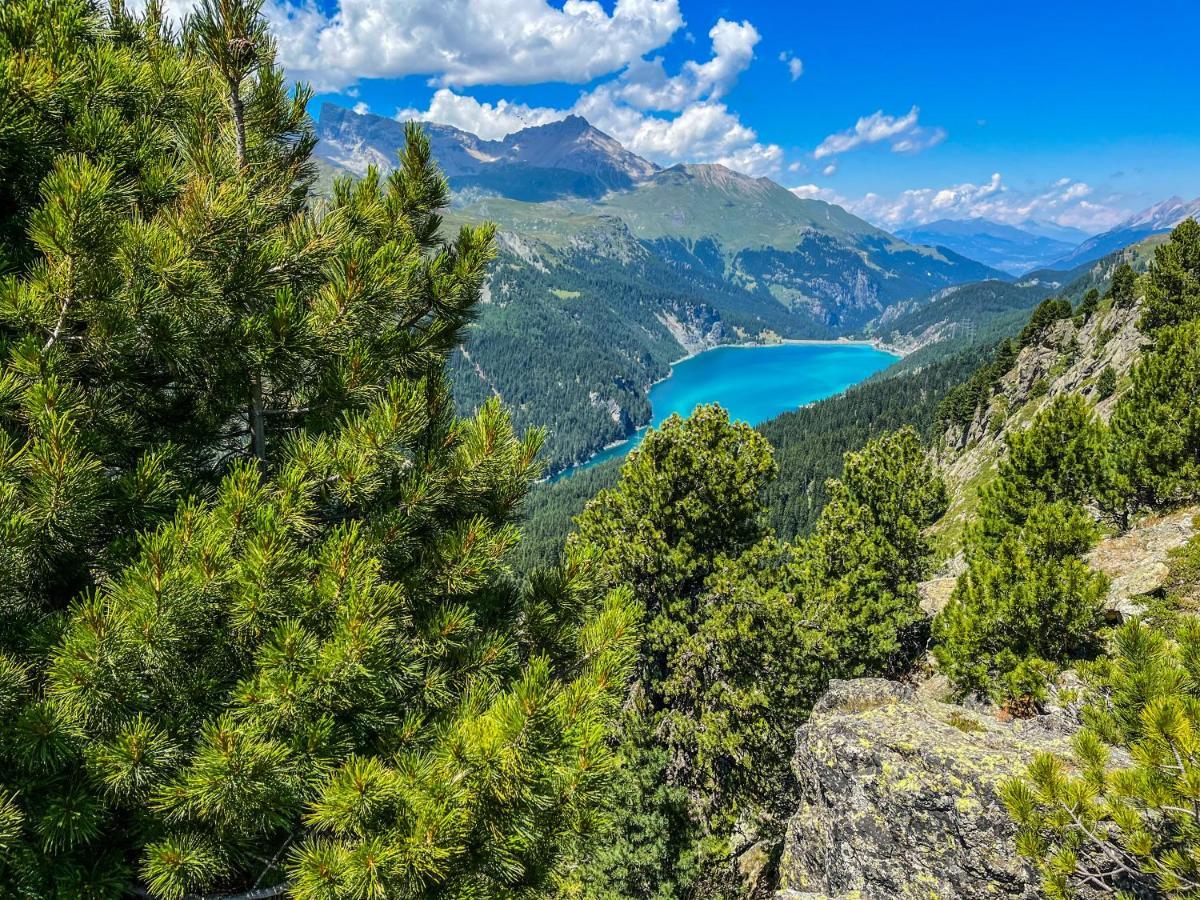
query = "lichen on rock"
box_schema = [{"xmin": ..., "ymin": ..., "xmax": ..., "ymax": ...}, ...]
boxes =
[{"xmin": 778, "ymin": 679, "xmax": 1086, "ymax": 899}]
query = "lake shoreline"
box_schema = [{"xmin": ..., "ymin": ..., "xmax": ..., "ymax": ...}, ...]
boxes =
[
  {"xmin": 661, "ymin": 336, "xmax": 908, "ymax": 374},
  {"xmin": 543, "ymin": 338, "xmax": 902, "ymax": 483}
]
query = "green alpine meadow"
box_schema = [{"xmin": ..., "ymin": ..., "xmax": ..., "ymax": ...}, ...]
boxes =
[{"xmin": 4, "ymin": 0, "xmax": 1200, "ymax": 898}]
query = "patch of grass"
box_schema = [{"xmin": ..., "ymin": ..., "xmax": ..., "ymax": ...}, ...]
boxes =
[{"xmin": 549, "ymin": 288, "xmax": 581, "ymax": 300}]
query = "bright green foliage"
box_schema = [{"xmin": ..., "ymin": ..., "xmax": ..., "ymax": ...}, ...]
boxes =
[
  {"xmin": 1005, "ymin": 619, "xmax": 1200, "ymax": 898},
  {"xmin": 571, "ymin": 417, "xmax": 946, "ymax": 895},
  {"xmin": 974, "ymin": 394, "xmax": 1115, "ymax": 540},
  {"xmin": 1140, "ymin": 218, "xmax": 1200, "ymax": 335},
  {"xmin": 1094, "ymin": 364, "xmax": 1117, "ymax": 400},
  {"xmin": 801, "ymin": 427, "xmax": 947, "ymax": 677},
  {"xmin": 933, "ymin": 501, "xmax": 1107, "ymax": 702},
  {"xmin": 570, "ymin": 406, "xmax": 787, "ymax": 892},
  {"xmin": 1109, "ymin": 261, "xmax": 1139, "ymax": 308},
  {"xmin": 935, "ymin": 397, "xmax": 1113, "ymax": 702},
  {"xmin": 660, "ymin": 538, "xmax": 831, "ymax": 820},
  {"xmin": 571, "ymin": 404, "xmax": 777, "ymax": 667},
  {"xmin": 1111, "ymin": 318, "xmax": 1200, "ymax": 509},
  {"xmin": 0, "ymin": 1, "xmax": 638, "ymax": 897}
]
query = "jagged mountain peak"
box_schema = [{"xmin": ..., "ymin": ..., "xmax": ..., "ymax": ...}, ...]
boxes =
[
  {"xmin": 1121, "ymin": 194, "xmax": 1200, "ymax": 230},
  {"xmin": 314, "ymin": 103, "xmax": 656, "ymax": 198}
]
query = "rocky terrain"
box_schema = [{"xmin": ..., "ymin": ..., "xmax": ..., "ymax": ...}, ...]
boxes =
[
  {"xmin": 775, "ymin": 679, "xmax": 1123, "ymax": 900},
  {"xmin": 933, "ymin": 296, "xmax": 1146, "ymax": 553}
]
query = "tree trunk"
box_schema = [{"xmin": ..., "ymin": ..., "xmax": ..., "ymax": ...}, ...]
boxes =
[{"xmin": 229, "ymin": 80, "xmax": 247, "ymax": 169}]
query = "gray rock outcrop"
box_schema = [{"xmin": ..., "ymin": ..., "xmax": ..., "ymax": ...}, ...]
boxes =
[{"xmin": 778, "ymin": 679, "xmax": 1081, "ymax": 899}]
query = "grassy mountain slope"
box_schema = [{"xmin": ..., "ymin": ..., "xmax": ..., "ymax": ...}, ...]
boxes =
[
  {"xmin": 596, "ymin": 164, "xmax": 1005, "ymax": 329},
  {"xmin": 444, "ymin": 207, "xmax": 829, "ymax": 473}
]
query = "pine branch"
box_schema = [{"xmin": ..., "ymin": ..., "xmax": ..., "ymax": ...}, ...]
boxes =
[{"xmin": 135, "ymin": 886, "xmax": 290, "ymax": 900}]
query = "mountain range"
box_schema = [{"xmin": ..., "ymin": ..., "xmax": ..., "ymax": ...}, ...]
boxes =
[
  {"xmin": 311, "ymin": 103, "xmax": 1190, "ymax": 473},
  {"xmin": 895, "ymin": 218, "xmax": 1086, "ymax": 275},
  {"xmin": 317, "ymin": 104, "xmax": 657, "ymax": 201},
  {"xmin": 1048, "ymin": 195, "xmax": 1200, "ymax": 269}
]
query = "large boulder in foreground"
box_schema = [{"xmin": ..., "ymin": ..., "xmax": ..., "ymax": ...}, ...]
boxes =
[{"xmin": 778, "ymin": 679, "xmax": 1078, "ymax": 899}]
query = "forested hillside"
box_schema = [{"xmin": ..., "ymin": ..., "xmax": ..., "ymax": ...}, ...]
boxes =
[{"xmin": 443, "ymin": 206, "xmax": 826, "ymax": 472}]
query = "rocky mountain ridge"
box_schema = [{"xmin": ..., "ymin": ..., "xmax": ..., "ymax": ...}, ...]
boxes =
[
  {"xmin": 316, "ymin": 104, "xmax": 658, "ymax": 200},
  {"xmin": 1050, "ymin": 194, "xmax": 1200, "ymax": 269}
]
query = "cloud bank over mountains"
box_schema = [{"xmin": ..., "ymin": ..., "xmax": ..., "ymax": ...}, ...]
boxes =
[
  {"xmin": 793, "ymin": 173, "xmax": 1126, "ymax": 232},
  {"xmin": 143, "ymin": 0, "xmax": 1138, "ymax": 230},
  {"xmin": 393, "ymin": 16, "xmax": 785, "ymax": 177}
]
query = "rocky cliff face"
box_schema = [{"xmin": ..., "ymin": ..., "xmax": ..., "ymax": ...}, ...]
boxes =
[
  {"xmin": 933, "ymin": 299, "xmax": 1145, "ymax": 552},
  {"xmin": 777, "ymin": 679, "xmax": 1104, "ymax": 900}
]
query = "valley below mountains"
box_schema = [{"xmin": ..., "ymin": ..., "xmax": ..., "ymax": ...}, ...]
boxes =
[{"xmin": 315, "ymin": 103, "xmax": 1004, "ymax": 471}]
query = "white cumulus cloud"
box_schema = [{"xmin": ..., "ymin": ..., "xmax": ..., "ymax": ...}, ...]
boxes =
[
  {"xmin": 790, "ymin": 184, "xmax": 847, "ymax": 204},
  {"xmin": 615, "ymin": 18, "xmax": 759, "ymax": 111},
  {"xmin": 392, "ymin": 14, "xmax": 784, "ymax": 177},
  {"xmin": 779, "ymin": 51, "xmax": 803, "ymax": 81},
  {"xmin": 840, "ymin": 173, "xmax": 1125, "ymax": 231},
  {"xmin": 263, "ymin": 0, "xmax": 684, "ymax": 93},
  {"xmin": 396, "ymin": 90, "xmax": 566, "ymax": 140},
  {"xmin": 814, "ymin": 106, "xmax": 945, "ymax": 159}
]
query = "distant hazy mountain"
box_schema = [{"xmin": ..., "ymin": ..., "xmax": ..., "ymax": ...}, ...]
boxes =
[
  {"xmin": 1015, "ymin": 219, "xmax": 1091, "ymax": 245},
  {"xmin": 895, "ymin": 218, "xmax": 1079, "ymax": 275},
  {"xmin": 315, "ymin": 104, "xmax": 657, "ymax": 201},
  {"xmin": 1049, "ymin": 195, "xmax": 1200, "ymax": 269}
]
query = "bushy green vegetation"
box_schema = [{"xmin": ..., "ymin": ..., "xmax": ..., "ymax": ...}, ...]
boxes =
[
  {"xmin": 0, "ymin": 2, "xmax": 638, "ymax": 896},
  {"xmin": 1006, "ymin": 619, "xmax": 1200, "ymax": 898},
  {"xmin": 998, "ymin": 219, "xmax": 1200, "ymax": 891},
  {"xmin": 934, "ymin": 220, "xmax": 1200, "ymax": 706},
  {"xmin": 568, "ymin": 409, "xmax": 945, "ymax": 894}
]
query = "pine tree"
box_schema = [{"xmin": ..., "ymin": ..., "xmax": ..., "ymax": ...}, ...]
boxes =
[
  {"xmin": 1110, "ymin": 318, "xmax": 1200, "ymax": 509},
  {"xmin": 571, "ymin": 407, "xmax": 821, "ymax": 892},
  {"xmin": 1108, "ymin": 261, "xmax": 1138, "ymax": 309},
  {"xmin": 800, "ymin": 426, "xmax": 947, "ymax": 677},
  {"xmin": 933, "ymin": 397, "xmax": 1113, "ymax": 702},
  {"xmin": 933, "ymin": 501, "xmax": 1107, "ymax": 703},
  {"xmin": 1019, "ymin": 298, "xmax": 1072, "ymax": 347},
  {"xmin": 1073, "ymin": 288, "xmax": 1100, "ymax": 326},
  {"xmin": 0, "ymin": 1, "xmax": 638, "ymax": 897},
  {"xmin": 1005, "ymin": 619, "xmax": 1200, "ymax": 898},
  {"xmin": 570, "ymin": 404, "xmax": 777, "ymax": 678},
  {"xmin": 1140, "ymin": 218, "xmax": 1200, "ymax": 335}
]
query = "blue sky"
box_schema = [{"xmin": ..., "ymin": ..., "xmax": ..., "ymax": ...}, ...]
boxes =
[{"xmin": 253, "ymin": 0, "xmax": 1200, "ymax": 231}]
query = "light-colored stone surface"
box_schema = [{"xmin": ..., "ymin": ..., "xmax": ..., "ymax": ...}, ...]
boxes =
[
  {"xmin": 917, "ymin": 576, "xmax": 957, "ymax": 616},
  {"xmin": 1087, "ymin": 506, "xmax": 1199, "ymax": 619},
  {"xmin": 779, "ymin": 679, "xmax": 1103, "ymax": 900}
]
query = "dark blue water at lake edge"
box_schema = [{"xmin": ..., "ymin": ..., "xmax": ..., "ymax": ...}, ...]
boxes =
[{"xmin": 550, "ymin": 341, "xmax": 899, "ymax": 481}]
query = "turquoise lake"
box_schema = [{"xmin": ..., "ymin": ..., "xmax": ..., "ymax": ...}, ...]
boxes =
[{"xmin": 553, "ymin": 341, "xmax": 900, "ymax": 480}]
